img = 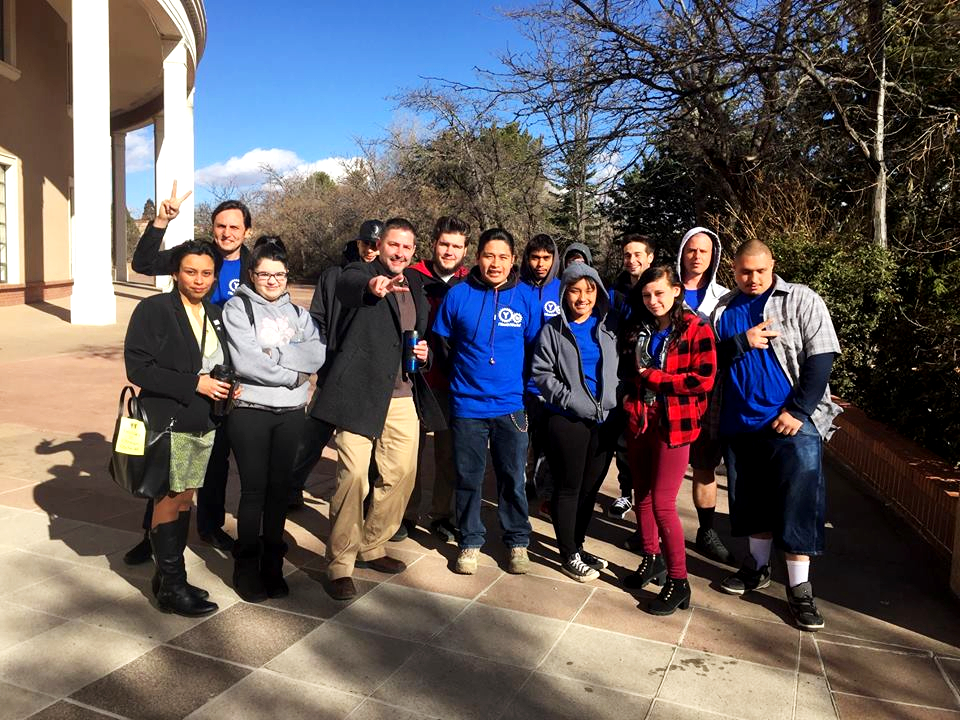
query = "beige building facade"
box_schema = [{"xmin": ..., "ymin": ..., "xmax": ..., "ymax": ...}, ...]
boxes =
[{"xmin": 0, "ymin": 0, "xmax": 206, "ymax": 323}]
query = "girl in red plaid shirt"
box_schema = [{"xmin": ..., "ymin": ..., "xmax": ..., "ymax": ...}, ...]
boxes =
[{"xmin": 620, "ymin": 265, "xmax": 717, "ymax": 615}]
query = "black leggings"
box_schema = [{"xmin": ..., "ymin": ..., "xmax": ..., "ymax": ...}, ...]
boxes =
[
  {"xmin": 544, "ymin": 412, "xmax": 616, "ymax": 560},
  {"xmin": 228, "ymin": 407, "xmax": 305, "ymax": 547}
]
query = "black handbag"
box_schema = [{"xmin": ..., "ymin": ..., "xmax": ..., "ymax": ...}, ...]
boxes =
[{"xmin": 108, "ymin": 385, "xmax": 173, "ymax": 499}]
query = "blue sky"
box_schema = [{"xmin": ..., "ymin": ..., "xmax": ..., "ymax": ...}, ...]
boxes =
[{"xmin": 125, "ymin": 1, "xmax": 531, "ymax": 213}]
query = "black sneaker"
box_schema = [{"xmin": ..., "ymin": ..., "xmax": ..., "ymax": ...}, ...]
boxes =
[
  {"xmin": 787, "ymin": 581, "xmax": 825, "ymax": 631},
  {"xmin": 578, "ymin": 549, "xmax": 609, "ymax": 571},
  {"xmin": 562, "ymin": 553, "xmax": 600, "ymax": 583},
  {"xmin": 607, "ymin": 496, "xmax": 632, "ymax": 519},
  {"xmin": 430, "ymin": 518, "xmax": 458, "ymax": 544},
  {"xmin": 199, "ymin": 528, "xmax": 235, "ymax": 552},
  {"xmin": 719, "ymin": 556, "xmax": 771, "ymax": 595},
  {"xmin": 696, "ymin": 528, "xmax": 736, "ymax": 565},
  {"xmin": 123, "ymin": 534, "xmax": 153, "ymax": 565},
  {"xmin": 390, "ymin": 518, "xmax": 415, "ymax": 542}
]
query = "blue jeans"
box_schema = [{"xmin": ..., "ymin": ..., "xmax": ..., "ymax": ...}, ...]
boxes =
[
  {"xmin": 452, "ymin": 412, "xmax": 532, "ymax": 550},
  {"xmin": 723, "ymin": 416, "xmax": 826, "ymax": 555}
]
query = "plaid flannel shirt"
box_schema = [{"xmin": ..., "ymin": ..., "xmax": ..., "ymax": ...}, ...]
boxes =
[
  {"xmin": 625, "ymin": 314, "xmax": 717, "ymax": 448},
  {"xmin": 710, "ymin": 275, "xmax": 842, "ymax": 440}
]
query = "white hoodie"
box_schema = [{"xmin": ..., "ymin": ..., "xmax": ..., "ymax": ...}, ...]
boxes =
[{"xmin": 676, "ymin": 226, "xmax": 727, "ymax": 319}]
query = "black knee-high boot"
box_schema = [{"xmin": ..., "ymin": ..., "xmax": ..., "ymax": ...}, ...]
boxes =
[{"xmin": 151, "ymin": 520, "xmax": 218, "ymax": 617}]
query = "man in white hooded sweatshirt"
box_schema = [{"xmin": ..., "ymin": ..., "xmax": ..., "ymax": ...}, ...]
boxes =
[{"xmin": 677, "ymin": 226, "xmax": 735, "ymax": 565}]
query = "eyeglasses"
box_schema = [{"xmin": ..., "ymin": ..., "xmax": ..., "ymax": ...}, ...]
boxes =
[{"xmin": 253, "ymin": 271, "xmax": 288, "ymax": 282}]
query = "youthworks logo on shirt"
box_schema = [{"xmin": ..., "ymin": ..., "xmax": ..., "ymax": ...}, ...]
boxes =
[
  {"xmin": 497, "ymin": 307, "xmax": 524, "ymax": 327},
  {"xmin": 542, "ymin": 300, "xmax": 561, "ymax": 317},
  {"xmin": 228, "ymin": 278, "xmax": 240, "ymax": 294}
]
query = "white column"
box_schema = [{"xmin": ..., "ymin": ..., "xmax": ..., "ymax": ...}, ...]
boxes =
[
  {"xmin": 152, "ymin": 112, "xmax": 169, "ymax": 290},
  {"xmin": 155, "ymin": 39, "xmax": 190, "ymax": 251},
  {"xmin": 69, "ymin": 0, "xmax": 116, "ymax": 325},
  {"xmin": 112, "ymin": 130, "xmax": 128, "ymax": 282},
  {"xmin": 184, "ymin": 88, "xmax": 196, "ymax": 234}
]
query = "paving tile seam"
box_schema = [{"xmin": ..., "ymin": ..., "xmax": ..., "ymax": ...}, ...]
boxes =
[
  {"xmin": 816, "ymin": 636, "xmax": 936, "ymax": 657},
  {"xmin": 935, "ymin": 655, "xmax": 960, "ymax": 709},
  {"xmin": 649, "ymin": 698, "xmax": 746, "ymax": 720},
  {"xmin": 0, "ymin": 548, "xmax": 153, "ymax": 594},
  {"xmin": 60, "ymin": 698, "xmax": 133, "ymax": 720},
  {"xmin": 831, "ymin": 690, "xmax": 960, "ymax": 713},
  {"xmin": 814, "ymin": 631, "xmax": 943, "ymax": 657},
  {"xmin": 343, "ymin": 697, "xmax": 445, "ymax": 720},
  {"xmin": 811, "ymin": 634, "xmax": 843, "ymax": 719},
  {"xmin": 640, "ymin": 608, "xmax": 696, "ymax": 720}
]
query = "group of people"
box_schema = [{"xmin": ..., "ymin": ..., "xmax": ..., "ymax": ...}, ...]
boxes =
[{"xmin": 121, "ymin": 184, "xmax": 840, "ymax": 632}]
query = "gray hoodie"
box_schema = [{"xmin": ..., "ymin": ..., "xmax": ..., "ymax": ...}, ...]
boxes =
[
  {"xmin": 222, "ymin": 285, "xmax": 326, "ymax": 409},
  {"xmin": 676, "ymin": 226, "xmax": 727, "ymax": 318},
  {"xmin": 530, "ymin": 263, "xmax": 620, "ymax": 423},
  {"xmin": 562, "ymin": 242, "xmax": 594, "ymax": 268}
]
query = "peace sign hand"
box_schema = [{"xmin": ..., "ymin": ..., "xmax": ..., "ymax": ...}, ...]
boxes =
[{"xmin": 154, "ymin": 180, "xmax": 193, "ymax": 228}]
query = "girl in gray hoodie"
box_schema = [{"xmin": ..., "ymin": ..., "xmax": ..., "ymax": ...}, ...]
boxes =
[
  {"xmin": 531, "ymin": 263, "xmax": 621, "ymax": 581},
  {"xmin": 223, "ymin": 237, "xmax": 325, "ymax": 602}
]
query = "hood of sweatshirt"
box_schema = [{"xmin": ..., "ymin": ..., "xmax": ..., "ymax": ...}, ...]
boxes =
[
  {"xmin": 558, "ymin": 262, "xmax": 610, "ymax": 322},
  {"xmin": 676, "ymin": 226, "xmax": 721, "ymax": 287},
  {"xmin": 562, "ymin": 242, "xmax": 593, "ymax": 268},
  {"xmin": 519, "ymin": 235, "xmax": 560, "ymax": 287}
]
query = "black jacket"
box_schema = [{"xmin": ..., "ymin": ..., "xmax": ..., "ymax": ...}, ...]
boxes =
[
  {"xmin": 124, "ymin": 291, "xmax": 230, "ymax": 433},
  {"xmin": 132, "ymin": 224, "xmax": 252, "ymax": 292},
  {"xmin": 308, "ymin": 244, "xmax": 357, "ymax": 383},
  {"xmin": 310, "ymin": 260, "xmax": 445, "ymax": 438}
]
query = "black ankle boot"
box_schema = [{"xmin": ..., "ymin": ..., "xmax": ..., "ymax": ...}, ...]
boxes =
[
  {"xmin": 123, "ymin": 532, "xmax": 153, "ymax": 566},
  {"xmin": 152, "ymin": 513, "xmax": 209, "ymax": 599},
  {"xmin": 623, "ymin": 553, "xmax": 667, "ymax": 590},
  {"xmin": 647, "ymin": 577, "xmax": 691, "ymax": 616},
  {"xmin": 150, "ymin": 521, "xmax": 218, "ymax": 617},
  {"xmin": 261, "ymin": 538, "xmax": 289, "ymax": 599},
  {"xmin": 232, "ymin": 542, "xmax": 268, "ymax": 603}
]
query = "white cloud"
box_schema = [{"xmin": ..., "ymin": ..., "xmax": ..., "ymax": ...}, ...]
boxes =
[
  {"xmin": 195, "ymin": 148, "xmax": 358, "ymax": 189},
  {"xmin": 125, "ymin": 127, "xmax": 154, "ymax": 173}
]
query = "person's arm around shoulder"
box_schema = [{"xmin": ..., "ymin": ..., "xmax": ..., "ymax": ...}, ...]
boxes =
[
  {"xmin": 276, "ymin": 304, "xmax": 327, "ymax": 373},
  {"xmin": 640, "ymin": 318, "xmax": 717, "ymax": 396},
  {"xmin": 124, "ymin": 300, "xmax": 198, "ymax": 405},
  {"xmin": 222, "ymin": 297, "xmax": 301, "ymax": 388}
]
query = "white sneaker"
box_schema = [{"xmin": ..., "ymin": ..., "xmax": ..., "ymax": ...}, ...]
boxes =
[{"xmin": 455, "ymin": 548, "xmax": 480, "ymax": 575}]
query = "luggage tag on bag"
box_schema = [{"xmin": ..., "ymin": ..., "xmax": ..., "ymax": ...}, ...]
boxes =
[{"xmin": 114, "ymin": 417, "xmax": 147, "ymax": 456}]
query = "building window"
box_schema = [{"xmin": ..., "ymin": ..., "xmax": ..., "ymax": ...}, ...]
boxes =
[
  {"xmin": 0, "ymin": 164, "xmax": 7, "ymax": 283},
  {"xmin": 0, "ymin": 0, "xmax": 18, "ymax": 82}
]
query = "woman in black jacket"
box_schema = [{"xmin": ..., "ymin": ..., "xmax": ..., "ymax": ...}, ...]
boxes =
[{"xmin": 124, "ymin": 241, "xmax": 236, "ymax": 617}]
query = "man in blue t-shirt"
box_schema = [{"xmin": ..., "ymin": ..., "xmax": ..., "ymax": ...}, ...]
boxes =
[
  {"xmin": 712, "ymin": 239, "xmax": 841, "ymax": 632},
  {"xmin": 123, "ymin": 186, "xmax": 254, "ymax": 565},
  {"xmin": 433, "ymin": 228, "xmax": 538, "ymax": 576},
  {"xmin": 677, "ymin": 227, "xmax": 735, "ymax": 567}
]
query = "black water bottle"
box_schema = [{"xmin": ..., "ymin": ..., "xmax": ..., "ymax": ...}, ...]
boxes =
[
  {"xmin": 402, "ymin": 330, "xmax": 420, "ymax": 374},
  {"xmin": 210, "ymin": 364, "xmax": 238, "ymax": 416}
]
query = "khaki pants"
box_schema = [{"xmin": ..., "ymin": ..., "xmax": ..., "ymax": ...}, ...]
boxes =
[{"xmin": 326, "ymin": 396, "xmax": 419, "ymax": 580}]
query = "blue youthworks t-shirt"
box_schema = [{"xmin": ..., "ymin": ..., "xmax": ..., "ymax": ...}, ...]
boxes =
[
  {"xmin": 685, "ymin": 285, "xmax": 708, "ymax": 312},
  {"xmin": 716, "ymin": 289, "xmax": 792, "ymax": 434},
  {"xmin": 521, "ymin": 278, "xmax": 561, "ymax": 394},
  {"xmin": 649, "ymin": 326, "xmax": 671, "ymax": 369},
  {"xmin": 568, "ymin": 315, "xmax": 601, "ymax": 400},
  {"xmin": 433, "ymin": 279, "xmax": 539, "ymax": 419},
  {"xmin": 210, "ymin": 258, "xmax": 242, "ymax": 307}
]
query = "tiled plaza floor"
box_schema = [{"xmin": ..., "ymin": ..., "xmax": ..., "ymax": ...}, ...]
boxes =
[{"xmin": 0, "ymin": 290, "xmax": 958, "ymax": 720}]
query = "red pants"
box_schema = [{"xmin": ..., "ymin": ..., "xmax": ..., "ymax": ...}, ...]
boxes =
[{"xmin": 627, "ymin": 406, "xmax": 690, "ymax": 579}]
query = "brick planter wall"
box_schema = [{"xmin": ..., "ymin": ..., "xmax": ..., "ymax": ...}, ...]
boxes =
[{"xmin": 826, "ymin": 398, "xmax": 960, "ymax": 593}]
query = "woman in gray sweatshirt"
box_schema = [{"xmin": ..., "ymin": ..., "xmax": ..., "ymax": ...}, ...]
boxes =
[
  {"xmin": 530, "ymin": 263, "xmax": 621, "ymax": 582},
  {"xmin": 223, "ymin": 237, "xmax": 325, "ymax": 602}
]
